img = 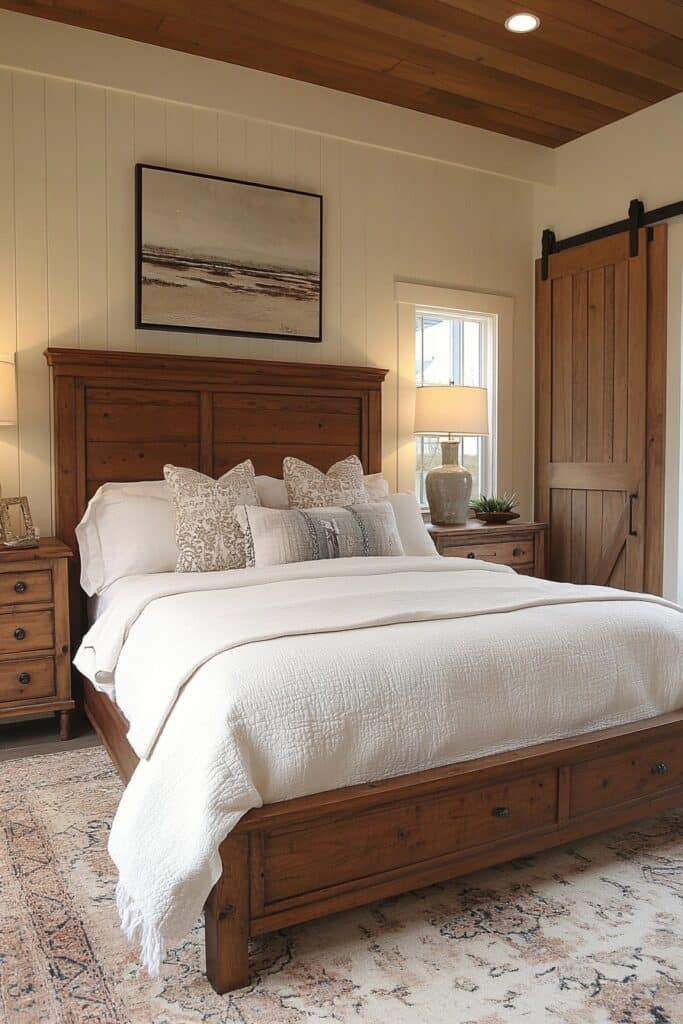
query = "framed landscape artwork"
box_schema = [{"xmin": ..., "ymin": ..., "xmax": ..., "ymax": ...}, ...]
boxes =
[{"xmin": 135, "ymin": 164, "xmax": 323, "ymax": 341}]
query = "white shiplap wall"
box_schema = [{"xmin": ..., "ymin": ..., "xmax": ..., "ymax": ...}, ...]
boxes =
[{"xmin": 0, "ymin": 66, "xmax": 534, "ymax": 533}]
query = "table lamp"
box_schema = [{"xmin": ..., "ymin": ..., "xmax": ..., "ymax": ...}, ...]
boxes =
[{"xmin": 414, "ymin": 384, "xmax": 489, "ymax": 526}]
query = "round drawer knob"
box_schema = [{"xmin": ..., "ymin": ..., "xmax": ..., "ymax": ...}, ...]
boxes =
[
  {"xmin": 651, "ymin": 762, "xmax": 668, "ymax": 775},
  {"xmin": 14, "ymin": 627, "xmax": 26, "ymax": 641},
  {"xmin": 492, "ymin": 806, "xmax": 510, "ymax": 818},
  {"xmin": 513, "ymin": 547, "xmax": 523, "ymax": 557},
  {"xmin": 467, "ymin": 552, "xmax": 476, "ymax": 559},
  {"xmin": 18, "ymin": 672, "xmax": 31, "ymax": 685},
  {"xmin": 13, "ymin": 580, "xmax": 26, "ymax": 594}
]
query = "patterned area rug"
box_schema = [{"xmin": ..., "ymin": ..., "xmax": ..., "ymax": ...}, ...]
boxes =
[{"xmin": 0, "ymin": 747, "xmax": 682, "ymax": 1024}]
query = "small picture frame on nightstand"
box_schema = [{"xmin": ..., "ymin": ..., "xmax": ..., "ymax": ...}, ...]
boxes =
[{"xmin": 0, "ymin": 495, "xmax": 39, "ymax": 549}]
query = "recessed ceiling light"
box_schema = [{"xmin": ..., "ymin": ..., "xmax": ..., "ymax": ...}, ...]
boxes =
[{"xmin": 504, "ymin": 12, "xmax": 540, "ymax": 33}]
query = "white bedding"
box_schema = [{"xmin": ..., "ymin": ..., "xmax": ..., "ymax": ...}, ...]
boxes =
[{"xmin": 74, "ymin": 556, "xmax": 683, "ymax": 975}]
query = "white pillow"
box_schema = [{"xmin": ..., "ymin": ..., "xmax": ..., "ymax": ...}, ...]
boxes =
[
  {"xmin": 386, "ymin": 493, "xmax": 438, "ymax": 557},
  {"xmin": 256, "ymin": 472, "xmax": 389, "ymax": 509},
  {"xmin": 76, "ymin": 480, "xmax": 177, "ymax": 596}
]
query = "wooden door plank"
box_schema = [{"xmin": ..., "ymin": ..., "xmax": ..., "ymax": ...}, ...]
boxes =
[
  {"xmin": 644, "ymin": 224, "xmax": 667, "ymax": 595},
  {"xmin": 593, "ymin": 501, "xmax": 627, "ymax": 586},
  {"xmin": 585, "ymin": 491, "xmax": 604, "ymax": 583},
  {"xmin": 587, "ymin": 267, "xmax": 605, "ymax": 463},
  {"xmin": 624, "ymin": 231, "xmax": 648, "ymax": 590},
  {"xmin": 550, "ymin": 489, "xmax": 571, "ymax": 582},
  {"xmin": 571, "ymin": 271, "xmax": 588, "ymax": 463},
  {"xmin": 547, "ymin": 462, "xmax": 638, "ymax": 491},
  {"xmin": 550, "ymin": 276, "xmax": 572, "ymax": 463},
  {"xmin": 570, "ymin": 490, "xmax": 587, "ymax": 584},
  {"xmin": 534, "ymin": 261, "xmax": 552, "ymax": 525},
  {"xmin": 603, "ymin": 265, "xmax": 615, "ymax": 462},
  {"xmin": 612, "ymin": 259, "xmax": 629, "ymax": 465}
]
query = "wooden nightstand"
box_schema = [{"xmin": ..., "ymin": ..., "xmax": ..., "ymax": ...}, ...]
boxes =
[
  {"xmin": 0, "ymin": 538, "xmax": 74, "ymax": 739},
  {"xmin": 428, "ymin": 520, "xmax": 547, "ymax": 577}
]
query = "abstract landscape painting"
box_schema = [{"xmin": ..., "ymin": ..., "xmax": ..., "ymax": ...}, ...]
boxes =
[{"xmin": 136, "ymin": 165, "xmax": 322, "ymax": 340}]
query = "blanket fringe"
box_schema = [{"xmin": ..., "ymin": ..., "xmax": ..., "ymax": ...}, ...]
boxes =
[{"xmin": 116, "ymin": 881, "xmax": 165, "ymax": 976}]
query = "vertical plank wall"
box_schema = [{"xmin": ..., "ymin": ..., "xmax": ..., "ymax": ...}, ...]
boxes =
[{"xmin": 0, "ymin": 66, "xmax": 534, "ymax": 533}]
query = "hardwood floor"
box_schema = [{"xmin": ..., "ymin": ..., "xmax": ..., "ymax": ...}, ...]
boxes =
[{"xmin": 0, "ymin": 714, "xmax": 100, "ymax": 761}]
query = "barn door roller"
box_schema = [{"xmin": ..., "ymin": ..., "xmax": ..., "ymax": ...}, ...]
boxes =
[{"xmin": 540, "ymin": 195, "xmax": 683, "ymax": 280}]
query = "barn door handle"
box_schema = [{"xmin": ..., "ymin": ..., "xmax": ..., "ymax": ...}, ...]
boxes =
[{"xmin": 628, "ymin": 494, "xmax": 638, "ymax": 537}]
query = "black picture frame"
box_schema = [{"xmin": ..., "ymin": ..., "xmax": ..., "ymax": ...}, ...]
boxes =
[{"xmin": 135, "ymin": 163, "xmax": 323, "ymax": 342}]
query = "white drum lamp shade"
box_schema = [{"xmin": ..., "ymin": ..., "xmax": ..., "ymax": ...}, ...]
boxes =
[
  {"xmin": 414, "ymin": 385, "xmax": 489, "ymax": 527},
  {"xmin": 414, "ymin": 385, "xmax": 488, "ymax": 436},
  {"xmin": 0, "ymin": 356, "xmax": 17, "ymax": 427}
]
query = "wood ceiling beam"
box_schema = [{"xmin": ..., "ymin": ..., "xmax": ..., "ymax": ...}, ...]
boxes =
[
  {"xmin": 439, "ymin": 0, "xmax": 683, "ymax": 91},
  {"xmin": 280, "ymin": 0, "xmax": 646, "ymax": 114},
  {"xmin": 166, "ymin": 0, "xmax": 626, "ymax": 134},
  {"xmin": 368, "ymin": 0, "xmax": 673, "ymax": 103},
  {"xmin": 591, "ymin": 0, "xmax": 683, "ymax": 39}
]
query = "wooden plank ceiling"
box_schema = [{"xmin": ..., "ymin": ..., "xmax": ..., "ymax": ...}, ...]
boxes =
[{"xmin": 4, "ymin": 0, "xmax": 683, "ymax": 147}]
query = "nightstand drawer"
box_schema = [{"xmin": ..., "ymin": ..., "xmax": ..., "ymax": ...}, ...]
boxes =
[
  {"xmin": 0, "ymin": 609, "xmax": 54, "ymax": 654},
  {"xmin": 0, "ymin": 657, "xmax": 55, "ymax": 703},
  {"xmin": 0, "ymin": 569, "xmax": 52, "ymax": 607},
  {"xmin": 441, "ymin": 537, "xmax": 534, "ymax": 565}
]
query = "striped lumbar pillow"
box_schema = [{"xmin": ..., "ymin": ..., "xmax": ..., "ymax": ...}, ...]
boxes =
[{"xmin": 234, "ymin": 502, "xmax": 404, "ymax": 569}]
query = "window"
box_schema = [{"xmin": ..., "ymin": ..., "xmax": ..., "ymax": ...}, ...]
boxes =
[{"xmin": 415, "ymin": 309, "xmax": 495, "ymax": 506}]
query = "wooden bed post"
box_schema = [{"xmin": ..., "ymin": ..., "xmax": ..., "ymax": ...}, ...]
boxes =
[{"xmin": 205, "ymin": 834, "xmax": 251, "ymax": 993}]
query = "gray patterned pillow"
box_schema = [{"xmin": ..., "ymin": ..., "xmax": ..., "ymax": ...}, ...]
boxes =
[
  {"xmin": 234, "ymin": 502, "xmax": 404, "ymax": 568},
  {"xmin": 283, "ymin": 454, "xmax": 369, "ymax": 508},
  {"xmin": 164, "ymin": 461, "xmax": 260, "ymax": 572}
]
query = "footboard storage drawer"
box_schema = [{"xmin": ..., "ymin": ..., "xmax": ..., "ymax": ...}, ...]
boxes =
[
  {"xmin": 570, "ymin": 737, "xmax": 683, "ymax": 819},
  {"xmin": 262, "ymin": 769, "xmax": 558, "ymax": 905}
]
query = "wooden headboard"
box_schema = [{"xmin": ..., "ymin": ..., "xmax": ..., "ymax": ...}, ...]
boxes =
[{"xmin": 45, "ymin": 347, "xmax": 387, "ymax": 641}]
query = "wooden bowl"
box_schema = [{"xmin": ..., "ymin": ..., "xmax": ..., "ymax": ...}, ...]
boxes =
[{"xmin": 474, "ymin": 511, "xmax": 520, "ymax": 525}]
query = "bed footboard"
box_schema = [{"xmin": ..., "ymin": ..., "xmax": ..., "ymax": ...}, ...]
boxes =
[
  {"xmin": 81, "ymin": 682, "xmax": 683, "ymax": 995},
  {"xmin": 207, "ymin": 710, "xmax": 683, "ymax": 993}
]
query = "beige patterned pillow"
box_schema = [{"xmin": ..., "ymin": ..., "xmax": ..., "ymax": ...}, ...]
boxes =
[
  {"xmin": 234, "ymin": 503, "xmax": 405, "ymax": 568},
  {"xmin": 164, "ymin": 461, "xmax": 260, "ymax": 572},
  {"xmin": 283, "ymin": 455, "xmax": 369, "ymax": 508}
]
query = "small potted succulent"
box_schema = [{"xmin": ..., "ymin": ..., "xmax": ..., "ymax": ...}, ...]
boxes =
[{"xmin": 469, "ymin": 491, "xmax": 520, "ymax": 525}]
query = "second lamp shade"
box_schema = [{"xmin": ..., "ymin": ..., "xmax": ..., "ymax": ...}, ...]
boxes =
[{"xmin": 414, "ymin": 385, "xmax": 488, "ymax": 436}]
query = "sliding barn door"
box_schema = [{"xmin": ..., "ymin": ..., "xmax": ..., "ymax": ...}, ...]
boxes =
[{"xmin": 535, "ymin": 225, "xmax": 666, "ymax": 593}]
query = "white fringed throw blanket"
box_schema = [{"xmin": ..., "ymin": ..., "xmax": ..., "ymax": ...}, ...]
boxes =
[{"xmin": 75, "ymin": 557, "xmax": 683, "ymax": 974}]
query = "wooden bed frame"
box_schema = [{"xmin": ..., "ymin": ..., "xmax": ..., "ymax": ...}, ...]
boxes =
[{"xmin": 46, "ymin": 347, "xmax": 683, "ymax": 994}]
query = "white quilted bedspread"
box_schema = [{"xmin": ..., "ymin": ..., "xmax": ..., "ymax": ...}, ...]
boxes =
[{"xmin": 74, "ymin": 556, "xmax": 683, "ymax": 974}]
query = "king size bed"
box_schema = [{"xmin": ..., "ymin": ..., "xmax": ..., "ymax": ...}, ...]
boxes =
[{"xmin": 46, "ymin": 347, "xmax": 683, "ymax": 994}]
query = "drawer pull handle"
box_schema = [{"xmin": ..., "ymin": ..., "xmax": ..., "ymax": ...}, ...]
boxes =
[
  {"xmin": 18, "ymin": 672, "xmax": 31, "ymax": 685},
  {"xmin": 14, "ymin": 627, "xmax": 26, "ymax": 641},
  {"xmin": 513, "ymin": 547, "xmax": 523, "ymax": 557},
  {"xmin": 492, "ymin": 806, "xmax": 510, "ymax": 818},
  {"xmin": 466, "ymin": 552, "xmax": 476, "ymax": 559},
  {"xmin": 13, "ymin": 580, "xmax": 26, "ymax": 594},
  {"xmin": 651, "ymin": 762, "xmax": 668, "ymax": 775}
]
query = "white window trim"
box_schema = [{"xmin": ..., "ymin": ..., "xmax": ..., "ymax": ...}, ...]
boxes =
[{"xmin": 395, "ymin": 282, "xmax": 514, "ymax": 501}]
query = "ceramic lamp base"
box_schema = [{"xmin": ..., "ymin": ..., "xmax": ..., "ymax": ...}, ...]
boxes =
[{"xmin": 425, "ymin": 439, "xmax": 472, "ymax": 526}]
